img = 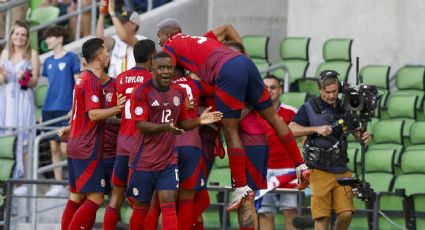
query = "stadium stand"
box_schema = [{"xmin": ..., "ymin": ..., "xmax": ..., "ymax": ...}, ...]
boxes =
[
  {"xmin": 242, "ymin": 35, "xmax": 270, "ymax": 75},
  {"xmin": 279, "ymin": 92, "xmax": 308, "ymax": 109},
  {"xmin": 359, "ymin": 65, "xmax": 390, "ymax": 118}
]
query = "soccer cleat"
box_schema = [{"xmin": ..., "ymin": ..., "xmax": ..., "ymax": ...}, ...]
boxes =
[{"xmin": 225, "ymin": 185, "xmax": 253, "ymax": 211}]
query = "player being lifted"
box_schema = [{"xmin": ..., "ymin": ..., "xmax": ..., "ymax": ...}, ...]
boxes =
[
  {"xmin": 126, "ymin": 52, "xmax": 222, "ymax": 229},
  {"xmin": 157, "ymin": 19, "xmax": 303, "ymax": 229}
]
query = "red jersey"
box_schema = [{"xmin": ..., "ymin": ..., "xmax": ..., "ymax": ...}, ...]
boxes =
[
  {"xmin": 115, "ymin": 67, "xmax": 153, "ymax": 156},
  {"xmin": 130, "ymin": 80, "xmax": 189, "ymax": 171},
  {"xmin": 163, "ymin": 33, "xmax": 240, "ymax": 84},
  {"xmin": 239, "ymin": 111, "xmax": 267, "ymax": 146},
  {"xmin": 102, "ymin": 78, "xmax": 119, "ymax": 159},
  {"xmin": 172, "ymin": 76, "xmax": 201, "ymax": 148},
  {"xmin": 260, "ymin": 103, "xmax": 303, "ymax": 169},
  {"xmin": 67, "ymin": 70, "xmax": 104, "ymax": 159}
]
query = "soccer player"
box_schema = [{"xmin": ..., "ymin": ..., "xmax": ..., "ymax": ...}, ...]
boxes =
[
  {"xmin": 102, "ymin": 39, "xmax": 156, "ymax": 229},
  {"xmin": 61, "ymin": 38, "xmax": 125, "ymax": 230},
  {"xmin": 156, "ymin": 19, "xmax": 301, "ymax": 218},
  {"xmin": 126, "ymin": 52, "xmax": 222, "ymax": 229},
  {"xmin": 257, "ymin": 75, "xmax": 305, "ymax": 230}
]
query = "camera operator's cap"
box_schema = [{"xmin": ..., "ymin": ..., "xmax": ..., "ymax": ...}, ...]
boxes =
[
  {"xmin": 118, "ymin": 11, "xmax": 140, "ymax": 26},
  {"xmin": 319, "ymin": 70, "xmax": 340, "ymax": 80}
]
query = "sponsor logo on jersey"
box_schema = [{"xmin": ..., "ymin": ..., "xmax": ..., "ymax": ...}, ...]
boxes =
[{"xmin": 151, "ymin": 100, "xmax": 160, "ymax": 107}]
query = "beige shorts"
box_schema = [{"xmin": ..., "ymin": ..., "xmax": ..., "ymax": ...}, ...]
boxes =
[{"xmin": 310, "ymin": 169, "xmax": 355, "ymax": 219}]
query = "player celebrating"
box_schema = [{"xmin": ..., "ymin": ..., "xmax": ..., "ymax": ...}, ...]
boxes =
[
  {"xmin": 156, "ymin": 19, "xmax": 303, "ymax": 219},
  {"xmin": 126, "ymin": 52, "xmax": 222, "ymax": 230},
  {"xmin": 61, "ymin": 38, "xmax": 125, "ymax": 230},
  {"xmin": 102, "ymin": 39, "xmax": 156, "ymax": 229}
]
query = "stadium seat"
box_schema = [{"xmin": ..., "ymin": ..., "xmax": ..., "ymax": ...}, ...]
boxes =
[
  {"xmin": 347, "ymin": 148, "xmax": 358, "ymax": 175},
  {"xmin": 295, "ymin": 38, "xmax": 353, "ymax": 96},
  {"xmin": 0, "ymin": 136, "xmax": 16, "ymax": 181},
  {"xmin": 367, "ymin": 120, "xmax": 404, "ymax": 166},
  {"xmin": 359, "ymin": 65, "xmax": 391, "ymax": 118},
  {"xmin": 120, "ymin": 203, "xmax": 132, "ymax": 225},
  {"xmin": 242, "ymin": 35, "xmax": 270, "ymax": 75},
  {"xmin": 392, "ymin": 66, "xmax": 425, "ymax": 120},
  {"xmin": 386, "ymin": 94, "xmax": 418, "ymax": 146},
  {"xmin": 406, "ymin": 121, "xmax": 425, "ymax": 151},
  {"xmin": 34, "ymin": 84, "xmax": 48, "ymax": 123},
  {"xmin": 30, "ymin": 0, "xmax": 45, "ymax": 10},
  {"xmin": 28, "ymin": 6, "xmax": 60, "ymax": 51},
  {"xmin": 279, "ymin": 92, "xmax": 308, "ymax": 109},
  {"xmin": 273, "ymin": 37, "xmax": 310, "ymax": 86}
]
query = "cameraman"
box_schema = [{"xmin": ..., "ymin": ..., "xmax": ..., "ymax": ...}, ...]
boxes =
[{"xmin": 288, "ymin": 70, "xmax": 371, "ymax": 230}]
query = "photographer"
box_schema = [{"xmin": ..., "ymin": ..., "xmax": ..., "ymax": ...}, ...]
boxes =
[{"xmin": 289, "ymin": 70, "xmax": 371, "ymax": 230}]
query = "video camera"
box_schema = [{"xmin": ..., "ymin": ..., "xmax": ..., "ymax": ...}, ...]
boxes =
[
  {"xmin": 342, "ymin": 84, "xmax": 379, "ymax": 124},
  {"xmin": 337, "ymin": 177, "xmax": 376, "ymax": 202}
]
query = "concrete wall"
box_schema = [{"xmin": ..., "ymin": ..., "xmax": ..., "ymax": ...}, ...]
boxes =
[
  {"xmin": 287, "ymin": 0, "xmax": 425, "ymax": 86},
  {"xmin": 208, "ymin": 0, "xmax": 288, "ymax": 63}
]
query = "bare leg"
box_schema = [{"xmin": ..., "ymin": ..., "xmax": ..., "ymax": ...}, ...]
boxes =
[
  {"xmin": 315, "ymin": 217, "xmax": 330, "ymax": 230},
  {"xmin": 258, "ymin": 212, "xmax": 274, "ymax": 230},
  {"xmin": 50, "ymin": 140, "xmax": 63, "ymax": 181},
  {"xmin": 283, "ymin": 209, "xmax": 297, "ymax": 230},
  {"xmin": 220, "ymin": 118, "xmax": 244, "ymax": 149},
  {"xmin": 108, "ymin": 186, "xmax": 126, "ymax": 209},
  {"xmin": 237, "ymin": 196, "xmax": 257, "ymax": 229},
  {"xmin": 335, "ymin": 211, "xmax": 352, "ymax": 230}
]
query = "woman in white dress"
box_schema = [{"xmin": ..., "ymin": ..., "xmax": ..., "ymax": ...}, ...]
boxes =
[{"xmin": 0, "ymin": 21, "xmax": 40, "ymax": 192}]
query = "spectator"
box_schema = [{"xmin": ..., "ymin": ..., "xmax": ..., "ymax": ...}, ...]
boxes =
[
  {"xmin": 96, "ymin": 0, "xmax": 146, "ymax": 78},
  {"xmin": 0, "ymin": 21, "xmax": 40, "ymax": 195},
  {"xmin": 0, "ymin": 1, "xmax": 28, "ymax": 40},
  {"xmin": 68, "ymin": 0, "xmax": 91, "ymax": 39},
  {"xmin": 42, "ymin": 25, "xmax": 80, "ymax": 196},
  {"xmin": 257, "ymin": 75, "xmax": 305, "ymax": 230}
]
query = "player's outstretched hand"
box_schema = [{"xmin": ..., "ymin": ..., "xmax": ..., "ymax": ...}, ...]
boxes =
[
  {"xmin": 167, "ymin": 119, "xmax": 185, "ymax": 135},
  {"xmin": 199, "ymin": 106, "xmax": 223, "ymax": 125},
  {"xmin": 117, "ymin": 93, "xmax": 126, "ymax": 110},
  {"xmin": 57, "ymin": 126, "xmax": 71, "ymax": 142}
]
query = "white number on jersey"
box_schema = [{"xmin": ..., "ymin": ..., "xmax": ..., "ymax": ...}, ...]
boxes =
[
  {"xmin": 178, "ymin": 83, "xmax": 194, "ymax": 101},
  {"xmin": 124, "ymin": 87, "xmax": 134, "ymax": 119},
  {"xmin": 161, "ymin": 109, "xmax": 171, "ymax": 123}
]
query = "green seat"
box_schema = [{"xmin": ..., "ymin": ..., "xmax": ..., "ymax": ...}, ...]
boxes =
[
  {"xmin": 359, "ymin": 65, "xmax": 391, "ymax": 118},
  {"xmin": 34, "ymin": 84, "xmax": 48, "ymax": 123},
  {"xmin": 28, "ymin": 6, "xmax": 60, "ymax": 50},
  {"xmin": 0, "ymin": 136, "xmax": 16, "ymax": 181},
  {"xmin": 273, "ymin": 37, "xmax": 310, "ymax": 85},
  {"xmin": 406, "ymin": 122, "xmax": 425, "ymax": 151},
  {"xmin": 347, "ymin": 148, "xmax": 358, "ymax": 174},
  {"xmin": 242, "ymin": 35, "xmax": 270, "ymax": 76},
  {"xmin": 120, "ymin": 205, "xmax": 132, "ymax": 225},
  {"xmin": 279, "ymin": 92, "xmax": 308, "ymax": 109},
  {"xmin": 30, "ymin": 0, "xmax": 45, "ymax": 10},
  {"xmin": 386, "ymin": 94, "xmax": 418, "ymax": 145},
  {"xmin": 367, "ymin": 120, "xmax": 404, "ymax": 164},
  {"xmin": 295, "ymin": 38, "xmax": 352, "ymax": 96}
]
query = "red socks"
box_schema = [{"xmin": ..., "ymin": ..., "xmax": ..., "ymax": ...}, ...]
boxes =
[
  {"xmin": 192, "ymin": 190, "xmax": 210, "ymax": 222},
  {"xmin": 228, "ymin": 148, "xmax": 247, "ymax": 187},
  {"xmin": 103, "ymin": 206, "xmax": 119, "ymax": 230},
  {"xmin": 130, "ymin": 205, "xmax": 149, "ymax": 230},
  {"xmin": 161, "ymin": 202, "xmax": 177, "ymax": 230},
  {"xmin": 280, "ymin": 131, "xmax": 304, "ymax": 165},
  {"xmin": 144, "ymin": 193, "xmax": 160, "ymax": 230},
  {"xmin": 178, "ymin": 199, "xmax": 194, "ymax": 230},
  {"xmin": 68, "ymin": 199, "xmax": 100, "ymax": 230},
  {"xmin": 61, "ymin": 199, "xmax": 82, "ymax": 230}
]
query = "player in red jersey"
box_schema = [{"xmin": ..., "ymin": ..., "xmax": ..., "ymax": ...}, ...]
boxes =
[
  {"xmin": 257, "ymin": 75, "xmax": 305, "ymax": 230},
  {"xmin": 61, "ymin": 38, "xmax": 126, "ymax": 230},
  {"xmin": 126, "ymin": 52, "xmax": 222, "ymax": 230},
  {"xmin": 157, "ymin": 19, "xmax": 302, "ymax": 217},
  {"xmin": 102, "ymin": 39, "xmax": 156, "ymax": 230}
]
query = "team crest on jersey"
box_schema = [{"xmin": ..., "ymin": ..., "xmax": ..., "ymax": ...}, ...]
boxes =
[
  {"xmin": 91, "ymin": 95, "xmax": 99, "ymax": 103},
  {"xmin": 133, "ymin": 188, "xmax": 139, "ymax": 196},
  {"xmin": 58, "ymin": 62, "xmax": 66, "ymax": 71},
  {"xmin": 106, "ymin": 93, "xmax": 113, "ymax": 102},
  {"xmin": 101, "ymin": 179, "xmax": 106, "ymax": 187},
  {"xmin": 173, "ymin": 96, "xmax": 180, "ymax": 106},
  {"xmin": 135, "ymin": 106, "xmax": 143, "ymax": 115}
]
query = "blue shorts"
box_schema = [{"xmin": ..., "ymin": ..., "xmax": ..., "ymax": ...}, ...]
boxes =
[
  {"xmin": 177, "ymin": 146, "xmax": 205, "ymax": 190},
  {"xmin": 42, "ymin": 110, "xmax": 69, "ymax": 142},
  {"xmin": 244, "ymin": 145, "xmax": 268, "ymax": 190},
  {"xmin": 104, "ymin": 157, "xmax": 115, "ymax": 194},
  {"xmin": 126, "ymin": 164, "xmax": 179, "ymax": 203},
  {"xmin": 67, "ymin": 157, "xmax": 106, "ymax": 193},
  {"xmin": 215, "ymin": 55, "xmax": 272, "ymax": 118},
  {"xmin": 112, "ymin": 156, "xmax": 129, "ymax": 187}
]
